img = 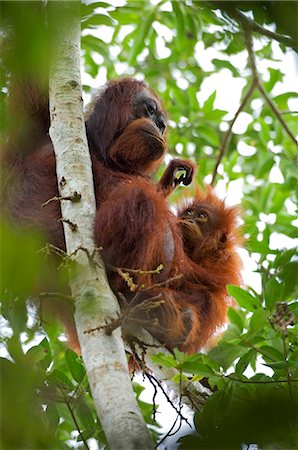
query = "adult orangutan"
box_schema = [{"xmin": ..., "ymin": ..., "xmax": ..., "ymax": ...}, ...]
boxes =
[
  {"xmin": 4, "ymin": 77, "xmax": 242, "ymax": 354},
  {"xmin": 4, "ymin": 78, "xmax": 195, "ymax": 346}
]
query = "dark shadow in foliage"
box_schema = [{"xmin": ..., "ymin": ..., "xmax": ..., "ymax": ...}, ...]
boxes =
[{"xmin": 178, "ymin": 383, "xmax": 298, "ymax": 450}]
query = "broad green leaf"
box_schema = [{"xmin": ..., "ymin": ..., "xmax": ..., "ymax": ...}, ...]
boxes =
[
  {"xmin": 258, "ymin": 345, "xmax": 284, "ymax": 362},
  {"xmin": 212, "ymin": 58, "xmax": 240, "ymax": 77},
  {"xmin": 197, "ymin": 126, "xmax": 220, "ymax": 147},
  {"xmin": 249, "ymin": 308, "xmax": 269, "ymax": 334},
  {"xmin": 272, "ymin": 91, "xmax": 298, "ymax": 109},
  {"xmin": 210, "ymin": 344, "xmax": 248, "ymax": 371},
  {"xmin": 227, "ymin": 285, "xmax": 260, "ymax": 312},
  {"xmin": 48, "ymin": 370, "xmax": 74, "ymax": 390},
  {"xmin": 82, "ymin": 34, "xmax": 107, "ymax": 54},
  {"xmin": 235, "ymin": 349, "xmax": 255, "ymax": 374},
  {"xmin": 172, "ymin": 1, "xmax": 185, "ymax": 52},
  {"xmin": 82, "ymin": 13, "xmax": 115, "ymax": 29},
  {"xmin": 228, "ymin": 307, "xmax": 244, "ymax": 332},
  {"xmin": 265, "ymin": 278, "xmax": 284, "ymax": 309},
  {"xmin": 264, "ymin": 68, "xmax": 283, "ymax": 91},
  {"xmin": 76, "ymin": 398, "xmax": 95, "ymax": 431},
  {"xmin": 202, "ymin": 90, "xmax": 216, "ymax": 113},
  {"xmin": 26, "ymin": 338, "xmax": 52, "ymax": 369},
  {"xmin": 65, "ymin": 349, "xmax": 85, "ymax": 383},
  {"xmin": 110, "ymin": 6, "xmax": 140, "ymax": 24},
  {"xmin": 129, "ymin": 10, "xmax": 155, "ymax": 65},
  {"xmin": 150, "ymin": 352, "xmax": 176, "ymax": 368},
  {"xmin": 180, "ymin": 362, "xmax": 215, "ymax": 377}
]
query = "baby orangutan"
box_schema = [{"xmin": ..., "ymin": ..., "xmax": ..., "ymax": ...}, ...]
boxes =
[
  {"xmin": 120, "ymin": 184, "xmax": 243, "ymax": 355},
  {"xmin": 173, "ymin": 185, "xmax": 243, "ymax": 352}
]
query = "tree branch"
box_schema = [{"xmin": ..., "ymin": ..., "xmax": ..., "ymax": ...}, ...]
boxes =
[
  {"xmin": 216, "ymin": 3, "xmax": 297, "ymax": 49},
  {"xmin": 211, "ymin": 80, "xmax": 256, "ymax": 185},
  {"xmin": 244, "ymin": 27, "xmax": 298, "ymax": 147},
  {"xmin": 48, "ymin": 3, "xmax": 153, "ymax": 449}
]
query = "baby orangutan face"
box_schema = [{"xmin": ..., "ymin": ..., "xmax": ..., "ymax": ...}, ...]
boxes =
[{"xmin": 177, "ymin": 187, "xmax": 241, "ymax": 264}]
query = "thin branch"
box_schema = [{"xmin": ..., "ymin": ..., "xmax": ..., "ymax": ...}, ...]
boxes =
[
  {"xmin": 257, "ymin": 83, "xmax": 298, "ymax": 146},
  {"xmin": 211, "ymin": 80, "xmax": 256, "ymax": 185},
  {"xmin": 39, "ymin": 291, "xmax": 74, "ymax": 304},
  {"xmin": 219, "ymin": 4, "xmax": 297, "ymax": 49},
  {"xmin": 41, "ymin": 191, "xmax": 81, "ymax": 207},
  {"xmin": 244, "ymin": 27, "xmax": 298, "ymax": 147},
  {"xmin": 58, "ymin": 386, "xmax": 90, "ymax": 450},
  {"xmin": 146, "ymin": 372, "xmax": 191, "ymax": 427},
  {"xmin": 112, "ymin": 264, "xmax": 164, "ymax": 276}
]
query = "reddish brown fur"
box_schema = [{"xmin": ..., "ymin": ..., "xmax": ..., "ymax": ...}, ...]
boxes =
[
  {"xmin": 4, "ymin": 78, "xmax": 242, "ymax": 354},
  {"xmin": 174, "ymin": 186, "xmax": 243, "ymax": 352}
]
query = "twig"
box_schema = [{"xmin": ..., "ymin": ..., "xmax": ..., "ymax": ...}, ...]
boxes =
[
  {"xmin": 38, "ymin": 243, "xmax": 66, "ymax": 258},
  {"xmin": 42, "ymin": 191, "xmax": 81, "ymax": 207},
  {"xmin": 39, "ymin": 291, "xmax": 74, "ymax": 304},
  {"xmin": 257, "ymin": 82, "xmax": 298, "ymax": 146},
  {"xmin": 58, "ymin": 386, "xmax": 90, "ymax": 450},
  {"xmin": 62, "ymin": 245, "xmax": 103, "ymax": 269},
  {"xmin": 219, "ymin": 4, "xmax": 297, "ymax": 49},
  {"xmin": 112, "ymin": 264, "xmax": 164, "ymax": 276},
  {"xmin": 146, "ymin": 372, "xmax": 191, "ymax": 427},
  {"xmin": 142, "ymin": 273, "xmax": 183, "ymax": 291},
  {"xmin": 244, "ymin": 25, "xmax": 298, "ymax": 147},
  {"xmin": 211, "ymin": 80, "xmax": 256, "ymax": 185},
  {"xmin": 59, "ymin": 218, "xmax": 78, "ymax": 232}
]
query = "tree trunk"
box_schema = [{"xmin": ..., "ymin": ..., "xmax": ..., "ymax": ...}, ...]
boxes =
[{"xmin": 48, "ymin": 3, "xmax": 153, "ymax": 449}]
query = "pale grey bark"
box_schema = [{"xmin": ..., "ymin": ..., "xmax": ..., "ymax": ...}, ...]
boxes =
[{"xmin": 48, "ymin": 3, "xmax": 153, "ymax": 449}]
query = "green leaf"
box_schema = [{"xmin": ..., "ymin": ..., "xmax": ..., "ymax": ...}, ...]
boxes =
[
  {"xmin": 272, "ymin": 91, "xmax": 298, "ymax": 109},
  {"xmin": 212, "ymin": 58, "xmax": 240, "ymax": 77},
  {"xmin": 150, "ymin": 352, "xmax": 176, "ymax": 368},
  {"xmin": 81, "ymin": 2, "xmax": 111, "ymax": 19},
  {"xmin": 280, "ymin": 262, "xmax": 298, "ymax": 299},
  {"xmin": 265, "ymin": 278, "xmax": 284, "ymax": 310},
  {"xmin": 48, "ymin": 370, "xmax": 74, "ymax": 390},
  {"xmin": 227, "ymin": 285, "xmax": 260, "ymax": 312},
  {"xmin": 82, "ymin": 13, "xmax": 115, "ymax": 29},
  {"xmin": 235, "ymin": 349, "xmax": 255, "ymax": 374},
  {"xmin": 129, "ymin": 10, "xmax": 155, "ymax": 65},
  {"xmin": 228, "ymin": 307, "xmax": 244, "ymax": 332},
  {"xmin": 110, "ymin": 6, "xmax": 140, "ymax": 25},
  {"xmin": 76, "ymin": 398, "xmax": 95, "ymax": 431},
  {"xmin": 197, "ymin": 125, "xmax": 220, "ymax": 146},
  {"xmin": 180, "ymin": 361, "xmax": 215, "ymax": 377},
  {"xmin": 26, "ymin": 338, "xmax": 52, "ymax": 368},
  {"xmin": 255, "ymin": 154, "xmax": 275, "ymax": 179},
  {"xmin": 65, "ymin": 349, "xmax": 85, "ymax": 383},
  {"xmin": 202, "ymin": 90, "xmax": 216, "ymax": 113},
  {"xmin": 210, "ymin": 344, "xmax": 248, "ymax": 371},
  {"xmin": 264, "ymin": 68, "xmax": 283, "ymax": 91},
  {"xmin": 172, "ymin": 1, "xmax": 185, "ymax": 52},
  {"xmin": 82, "ymin": 34, "xmax": 107, "ymax": 55},
  {"xmin": 258, "ymin": 345, "xmax": 284, "ymax": 362},
  {"xmin": 249, "ymin": 308, "xmax": 269, "ymax": 334},
  {"xmin": 0, "ymin": 221, "xmax": 44, "ymax": 299},
  {"xmin": 173, "ymin": 347, "xmax": 187, "ymax": 363}
]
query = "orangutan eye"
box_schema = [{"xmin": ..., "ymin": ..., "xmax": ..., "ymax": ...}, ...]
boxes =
[
  {"xmin": 184, "ymin": 209, "xmax": 193, "ymax": 216},
  {"xmin": 145, "ymin": 101, "xmax": 156, "ymax": 116},
  {"xmin": 198, "ymin": 211, "xmax": 208, "ymax": 219}
]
